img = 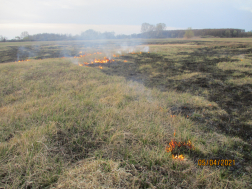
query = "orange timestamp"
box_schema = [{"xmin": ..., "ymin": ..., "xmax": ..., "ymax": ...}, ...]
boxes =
[{"xmin": 198, "ymin": 159, "xmax": 235, "ymax": 166}]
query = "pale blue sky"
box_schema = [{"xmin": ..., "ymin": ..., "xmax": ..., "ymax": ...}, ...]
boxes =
[{"xmin": 0, "ymin": 0, "xmax": 251, "ymax": 39}]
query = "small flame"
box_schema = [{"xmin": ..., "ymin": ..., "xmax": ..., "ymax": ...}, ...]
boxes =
[
  {"xmin": 94, "ymin": 57, "xmax": 110, "ymax": 63},
  {"xmin": 17, "ymin": 59, "xmax": 31, "ymax": 62},
  {"xmin": 166, "ymin": 139, "xmax": 194, "ymax": 153},
  {"xmin": 124, "ymin": 60, "xmax": 128, "ymax": 62},
  {"xmin": 99, "ymin": 66, "xmax": 103, "ymax": 69},
  {"xmin": 166, "ymin": 130, "xmax": 194, "ymax": 161},
  {"xmin": 172, "ymin": 154, "xmax": 185, "ymax": 160},
  {"xmin": 78, "ymin": 63, "xmax": 83, "ymax": 66},
  {"xmin": 81, "ymin": 57, "xmax": 115, "ymax": 65}
]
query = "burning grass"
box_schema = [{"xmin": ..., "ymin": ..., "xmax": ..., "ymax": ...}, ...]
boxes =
[
  {"xmin": 165, "ymin": 130, "xmax": 195, "ymax": 161},
  {"xmin": 75, "ymin": 50, "xmax": 145, "ymax": 69}
]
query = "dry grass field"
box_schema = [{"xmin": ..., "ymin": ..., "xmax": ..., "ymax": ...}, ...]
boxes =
[{"xmin": 0, "ymin": 38, "xmax": 252, "ymax": 188}]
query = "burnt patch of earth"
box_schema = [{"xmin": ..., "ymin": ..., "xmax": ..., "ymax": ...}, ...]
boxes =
[
  {"xmin": 100, "ymin": 42, "xmax": 252, "ymax": 175},
  {"xmin": 102, "ymin": 46, "xmax": 252, "ymax": 140},
  {"xmin": 102, "ymin": 52, "xmax": 251, "ymax": 140},
  {"xmin": 0, "ymin": 42, "xmax": 111, "ymax": 63}
]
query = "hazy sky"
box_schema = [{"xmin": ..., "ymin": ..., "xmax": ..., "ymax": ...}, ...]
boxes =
[{"xmin": 0, "ymin": 0, "xmax": 251, "ymax": 39}]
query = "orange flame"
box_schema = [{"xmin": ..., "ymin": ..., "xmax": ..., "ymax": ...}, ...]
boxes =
[
  {"xmin": 166, "ymin": 130, "xmax": 194, "ymax": 161},
  {"xmin": 172, "ymin": 154, "xmax": 185, "ymax": 160},
  {"xmin": 94, "ymin": 57, "xmax": 109, "ymax": 63},
  {"xmin": 16, "ymin": 59, "xmax": 31, "ymax": 62},
  {"xmin": 166, "ymin": 139, "xmax": 194, "ymax": 153},
  {"xmin": 124, "ymin": 60, "xmax": 128, "ymax": 62},
  {"xmin": 78, "ymin": 56, "xmax": 114, "ymax": 67},
  {"xmin": 99, "ymin": 66, "xmax": 103, "ymax": 69},
  {"xmin": 93, "ymin": 57, "xmax": 115, "ymax": 63}
]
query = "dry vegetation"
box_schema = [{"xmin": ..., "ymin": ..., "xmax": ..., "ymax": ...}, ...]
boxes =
[{"xmin": 0, "ymin": 38, "xmax": 252, "ymax": 188}]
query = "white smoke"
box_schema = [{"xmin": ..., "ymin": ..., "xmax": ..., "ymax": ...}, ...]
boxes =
[
  {"xmin": 128, "ymin": 81, "xmax": 153, "ymax": 103},
  {"xmin": 70, "ymin": 57, "xmax": 78, "ymax": 65},
  {"xmin": 141, "ymin": 46, "xmax": 149, "ymax": 52},
  {"xmin": 16, "ymin": 46, "xmax": 37, "ymax": 61},
  {"xmin": 116, "ymin": 44, "xmax": 149, "ymax": 55}
]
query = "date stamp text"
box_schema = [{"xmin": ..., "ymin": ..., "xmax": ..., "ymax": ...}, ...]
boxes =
[{"xmin": 198, "ymin": 159, "xmax": 235, "ymax": 166}]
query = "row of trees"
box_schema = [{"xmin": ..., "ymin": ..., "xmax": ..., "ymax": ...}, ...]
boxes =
[
  {"xmin": 139, "ymin": 23, "xmax": 251, "ymax": 38},
  {"xmin": 4, "ymin": 30, "xmax": 123, "ymax": 41},
  {"xmin": 4, "ymin": 30, "xmax": 142, "ymax": 41},
  {"xmin": 1, "ymin": 25, "xmax": 252, "ymax": 42},
  {"xmin": 190, "ymin": 28, "xmax": 248, "ymax": 38}
]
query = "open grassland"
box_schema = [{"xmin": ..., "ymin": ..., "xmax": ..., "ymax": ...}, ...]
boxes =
[{"xmin": 0, "ymin": 38, "xmax": 252, "ymax": 188}]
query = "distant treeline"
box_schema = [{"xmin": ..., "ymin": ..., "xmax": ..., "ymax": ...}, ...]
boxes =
[
  {"xmin": 5, "ymin": 30, "xmax": 129, "ymax": 41},
  {"xmin": 139, "ymin": 28, "xmax": 250, "ymax": 38},
  {"xmin": 2, "ymin": 28, "xmax": 252, "ymax": 42}
]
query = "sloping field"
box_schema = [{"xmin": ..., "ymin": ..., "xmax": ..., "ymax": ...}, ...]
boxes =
[{"xmin": 0, "ymin": 38, "xmax": 252, "ymax": 188}]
